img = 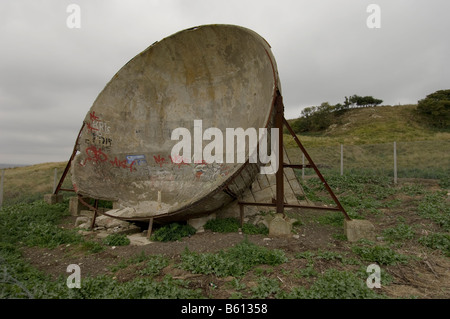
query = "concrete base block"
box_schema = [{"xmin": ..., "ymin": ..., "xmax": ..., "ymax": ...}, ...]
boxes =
[
  {"xmin": 44, "ymin": 194, "xmax": 64, "ymax": 205},
  {"xmin": 69, "ymin": 197, "xmax": 90, "ymax": 216},
  {"xmin": 269, "ymin": 213, "xmax": 292, "ymax": 237},
  {"xmin": 344, "ymin": 219, "xmax": 376, "ymax": 242},
  {"xmin": 188, "ymin": 213, "xmax": 216, "ymax": 232}
]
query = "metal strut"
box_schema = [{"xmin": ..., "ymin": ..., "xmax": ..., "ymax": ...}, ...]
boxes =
[
  {"xmin": 54, "ymin": 122, "xmax": 86, "ymax": 195},
  {"xmin": 238, "ymin": 91, "xmax": 351, "ymax": 221}
]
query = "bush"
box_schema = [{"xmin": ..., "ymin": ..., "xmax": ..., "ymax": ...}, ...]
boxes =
[
  {"xmin": 103, "ymin": 234, "xmax": 130, "ymax": 246},
  {"xmin": 242, "ymin": 223, "xmax": 269, "ymax": 235},
  {"xmin": 204, "ymin": 218, "xmax": 240, "ymax": 233},
  {"xmin": 417, "ymin": 89, "xmax": 450, "ymax": 128},
  {"xmin": 151, "ymin": 223, "xmax": 196, "ymax": 242}
]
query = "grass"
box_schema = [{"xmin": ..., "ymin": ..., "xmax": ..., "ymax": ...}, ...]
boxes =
[{"xmin": 103, "ymin": 234, "xmax": 130, "ymax": 246}]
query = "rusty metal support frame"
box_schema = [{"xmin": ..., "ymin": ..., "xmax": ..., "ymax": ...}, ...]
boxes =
[
  {"xmin": 54, "ymin": 122, "xmax": 86, "ymax": 195},
  {"xmin": 238, "ymin": 91, "xmax": 351, "ymax": 221}
]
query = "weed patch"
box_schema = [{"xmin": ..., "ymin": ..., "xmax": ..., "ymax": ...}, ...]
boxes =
[
  {"xmin": 418, "ymin": 233, "xmax": 450, "ymax": 257},
  {"xmin": 352, "ymin": 245, "xmax": 408, "ymax": 265},
  {"xmin": 179, "ymin": 239, "xmax": 288, "ymax": 278},
  {"xmin": 382, "ymin": 224, "xmax": 415, "ymax": 242},
  {"xmin": 285, "ymin": 269, "xmax": 384, "ymax": 299}
]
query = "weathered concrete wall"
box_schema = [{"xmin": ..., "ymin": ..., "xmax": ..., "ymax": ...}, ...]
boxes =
[{"xmin": 71, "ymin": 25, "xmax": 281, "ymax": 221}]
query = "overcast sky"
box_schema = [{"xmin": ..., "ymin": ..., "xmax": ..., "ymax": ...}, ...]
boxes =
[{"xmin": 0, "ymin": 0, "xmax": 449, "ymax": 165}]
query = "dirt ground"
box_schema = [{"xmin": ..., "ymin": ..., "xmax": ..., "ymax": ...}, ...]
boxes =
[{"xmin": 21, "ymin": 198, "xmax": 450, "ymax": 299}]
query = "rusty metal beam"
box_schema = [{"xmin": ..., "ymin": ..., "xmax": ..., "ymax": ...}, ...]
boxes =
[
  {"xmin": 275, "ymin": 92, "xmax": 285, "ymax": 217},
  {"xmin": 54, "ymin": 122, "xmax": 85, "ymax": 195},
  {"xmin": 283, "ymin": 117, "xmax": 351, "ymax": 221}
]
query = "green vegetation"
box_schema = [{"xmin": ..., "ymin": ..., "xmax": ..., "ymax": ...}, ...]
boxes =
[
  {"xmin": 383, "ymin": 224, "xmax": 415, "ymax": 243},
  {"xmin": 103, "ymin": 233, "xmax": 130, "ymax": 246},
  {"xmin": 138, "ymin": 255, "xmax": 170, "ymax": 276},
  {"xmin": 285, "ymin": 269, "xmax": 384, "ymax": 299},
  {"xmin": 150, "ymin": 222, "xmax": 196, "ymax": 242},
  {"xmin": 204, "ymin": 217, "xmax": 269, "ymax": 235},
  {"xmin": 418, "ymin": 233, "xmax": 450, "ymax": 257},
  {"xmin": 179, "ymin": 239, "xmax": 288, "ymax": 278},
  {"xmin": 204, "ymin": 217, "xmax": 240, "ymax": 233},
  {"xmin": 289, "ymin": 94, "xmax": 383, "ymax": 133},
  {"xmin": 352, "ymin": 245, "xmax": 408, "ymax": 265},
  {"xmin": 416, "ymin": 191, "xmax": 450, "ymax": 231},
  {"xmin": 0, "ymin": 200, "xmax": 82, "ymax": 248},
  {"xmin": 417, "ymin": 89, "xmax": 450, "ymax": 128}
]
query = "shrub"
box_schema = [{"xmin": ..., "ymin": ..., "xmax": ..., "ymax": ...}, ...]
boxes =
[
  {"xmin": 151, "ymin": 223, "xmax": 196, "ymax": 242},
  {"xmin": 242, "ymin": 223, "xmax": 269, "ymax": 235},
  {"xmin": 204, "ymin": 218, "xmax": 240, "ymax": 233}
]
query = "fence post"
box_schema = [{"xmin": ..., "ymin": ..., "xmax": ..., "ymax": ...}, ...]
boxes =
[
  {"xmin": 340, "ymin": 144, "xmax": 344, "ymax": 176},
  {"xmin": 0, "ymin": 169, "xmax": 4, "ymax": 208},
  {"xmin": 53, "ymin": 168, "xmax": 58, "ymax": 193},
  {"xmin": 302, "ymin": 153, "xmax": 305, "ymax": 180},
  {"xmin": 393, "ymin": 141, "xmax": 398, "ymax": 184}
]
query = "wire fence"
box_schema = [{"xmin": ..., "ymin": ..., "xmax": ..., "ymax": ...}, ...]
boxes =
[{"xmin": 286, "ymin": 139, "xmax": 450, "ymax": 182}]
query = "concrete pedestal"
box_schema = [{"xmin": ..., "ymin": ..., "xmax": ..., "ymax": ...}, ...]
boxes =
[
  {"xmin": 44, "ymin": 194, "xmax": 64, "ymax": 205},
  {"xmin": 344, "ymin": 219, "xmax": 376, "ymax": 242}
]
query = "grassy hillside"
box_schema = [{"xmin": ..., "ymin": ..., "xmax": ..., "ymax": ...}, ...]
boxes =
[
  {"xmin": 1, "ymin": 162, "xmax": 72, "ymax": 206},
  {"xmin": 285, "ymin": 105, "xmax": 450, "ymax": 181},
  {"xmin": 285, "ymin": 104, "xmax": 450, "ymax": 148}
]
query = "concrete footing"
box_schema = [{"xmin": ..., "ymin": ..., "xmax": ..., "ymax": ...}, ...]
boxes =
[
  {"xmin": 344, "ymin": 219, "xmax": 376, "ymax": 242},
  {"xmin": 269, "ymin": 214, "xmax": 293, "ymax": 237},
  {"xmin": 44, "ymin": 194, "xmax": 63, "ymax": 205}
]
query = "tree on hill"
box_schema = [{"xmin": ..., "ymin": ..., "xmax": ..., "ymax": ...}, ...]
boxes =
[
  {"xmin": 417, "ymin": 89, "xmax": 450, "ymax": 128},
  {"xmin": 347, "ymin": 95, "xmax": 383, "ymax": 108}
]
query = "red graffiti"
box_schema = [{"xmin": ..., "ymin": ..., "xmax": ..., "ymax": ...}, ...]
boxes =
[
  {"xmin": 81, "ymin": 146, "xmax": 108, "ymax": 166},
  {"xmin": 110, "ymin": 157, "xmax": 136, "ymax": 172},
  {"xmin": 86, "ymin": 122, "xmax": 99, "ymax": 133},
  {"xmin": 153, "ymin": 155, "xmax": 168, "ymax": 167},
  {"xmin": 90, "ymin": 111, "xmax": 100, "ymax": 122},
  {"xmin": 169, "ymin": 155, "xmax": 190, "ymax": 169}
]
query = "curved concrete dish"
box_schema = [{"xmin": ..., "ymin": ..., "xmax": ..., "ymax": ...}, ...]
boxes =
[{"xmin": 71, "ymin": 24, "xmax": 281, "ymax": 221}]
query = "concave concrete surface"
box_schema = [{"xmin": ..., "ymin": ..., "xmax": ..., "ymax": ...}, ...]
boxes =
[{"xmin": 71, "ymin": 24, "xmax": 281, "ymax": 221}]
